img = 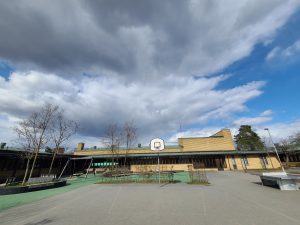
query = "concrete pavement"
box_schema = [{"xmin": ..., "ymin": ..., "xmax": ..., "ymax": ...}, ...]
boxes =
[{"xmin": 1, "ymin": 172, "xmax": 300, "ymax": 225}]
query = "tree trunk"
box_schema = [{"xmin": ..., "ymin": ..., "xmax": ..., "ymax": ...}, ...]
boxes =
[
  {"xmin": 48, "ymin": 150, "xmax": 58, "ymax": 175},
  {"xmin": 124, "ymin": 140, "xmax": 129, "ymax": 167},
  {"xmin": 124, "ymin": 155, "xmax": 127, "ymax": 167},
  {"xmin": 22, "ymin": 158, "xmax": 30, "ymax": 185},
  {"xmin": 28, "ymin": 149, "xmax": 39, "ymax": 180},
  {"xmin": 285, "ymin": 153, "xmax": 289, "ymax": 167},
  {"xmin": 111, "ymin": 152, "xmax": 115, "ymax": 171}
]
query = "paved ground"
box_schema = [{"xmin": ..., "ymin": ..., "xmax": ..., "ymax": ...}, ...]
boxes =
[
  {"xmin": 0, "ymin": 175, "xmax": 100, "ymax": 212},
  {"xmin": 1, "ymin": 172, "xmax": 300, "ymax": 225}
]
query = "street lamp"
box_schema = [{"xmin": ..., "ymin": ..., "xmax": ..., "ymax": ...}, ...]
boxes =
[{"xmin": 264, "ymin": 128, "xmax": 285, "ymax": 172}]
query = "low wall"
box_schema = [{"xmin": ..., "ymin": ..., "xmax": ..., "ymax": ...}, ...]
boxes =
[
  {"xmin": 0, "ymin": 179, "xmax": 67, "ymax": 195},
  {"xmin": 130, "ymin": 164, "xmax": 218, "ymax": 172}
]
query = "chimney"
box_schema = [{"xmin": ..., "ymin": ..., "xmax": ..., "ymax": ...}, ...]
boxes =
[
  {"xmin": 77, "ymin": 143, "xmax": 85, "ymax": 151},
  {"xmin": 0, "ymin": 143, "xmax": 6, "ymax": 149}
]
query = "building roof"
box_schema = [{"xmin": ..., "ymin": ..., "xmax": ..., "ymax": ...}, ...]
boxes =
[
  {"xmin": 73, "ymin": 150, "xmax": 281, "ymax": 159},
  {"xmin": 0, "ymin": 148, "xmax": 73, "ymax": 158},
  {"xmin": 80, "ymin": 145, "xmax": 180, "ymax": 151}
]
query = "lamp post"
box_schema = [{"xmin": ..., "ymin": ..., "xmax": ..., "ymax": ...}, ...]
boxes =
[{"xmin": 264, "ymin": 128, "xmax": 285, "ymax": 172}]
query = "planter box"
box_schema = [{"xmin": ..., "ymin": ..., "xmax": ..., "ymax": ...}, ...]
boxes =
[{"xmin": 0, "ymin": 179, "xmax": 67, "ymax": 195}]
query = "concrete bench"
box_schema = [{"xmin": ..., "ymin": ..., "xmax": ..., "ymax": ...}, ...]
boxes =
[
  {"xmin": 27, "ymin": 176, "xmax": 55, "ymax": 184},
  {"xmin": 260, "ymin": 172, "xmax": 300, "ymax": 191}
]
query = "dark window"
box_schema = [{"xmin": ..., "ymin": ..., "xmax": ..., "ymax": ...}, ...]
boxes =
[
  {"xmin": 242, "ymin": 155, "xmax": 249, "ymax": 166},
  {"xmin": 262, "ymin": 156, "xmax": 268, "ymax": 165}
]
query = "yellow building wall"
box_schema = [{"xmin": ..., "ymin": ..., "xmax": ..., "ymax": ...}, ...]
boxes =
[
  {"xmin": 226, "ymin": 154, "xmax": 281, "ymax": 171},
  {"xmin": 74, "ymin": 129, "xmax": 235, "ymax": 156},
  {"xmin": 178, "ymin": 129, "xmax": 235, "ymax": 152},
  {"xmin": 265, "ymin": 155, "xmax": 281, "ymax": 169},
  {"xmin": 130, "ymin": 164, "xmax": 218, "ymax": 172}
]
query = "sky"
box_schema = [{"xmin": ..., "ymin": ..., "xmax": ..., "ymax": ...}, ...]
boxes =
[{"xmin": 0, "ymin": 0, "xmax": 300, "ymax": 149}]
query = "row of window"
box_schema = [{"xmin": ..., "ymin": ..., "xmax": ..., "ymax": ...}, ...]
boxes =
[
  {"xmin": 126, "ymin": 156, "xmax": 227, "ymax": 168},
  {"xmin": 0, "ymin": 157, "xmax": 66, "ymax": 170},
  {"xmin": 233, "ymin": 155, "xmax": 269, "ymax": 167}
]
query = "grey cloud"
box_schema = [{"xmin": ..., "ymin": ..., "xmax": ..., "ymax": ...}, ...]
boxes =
[
  {"xmin": 0, "ymin": 0, "xmax": 299, "ymax": 79},
  {"xmin": 0, "ymin": 1, "xmax": 299, "ymax": 146}
]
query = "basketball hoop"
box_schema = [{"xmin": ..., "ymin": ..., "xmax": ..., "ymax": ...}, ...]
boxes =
[
  {"xmin": 150, "ymin": 138, "xmax": 165, "ymax": 184},
  {"xmin": 150, "ymin": 138, "xmax": 165, "ymax": 151},
  {"xmin": 154, "ymin": 142, "xmax": 161, "ymax": 149}
]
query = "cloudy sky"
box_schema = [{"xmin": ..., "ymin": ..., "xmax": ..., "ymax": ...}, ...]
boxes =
[{"xmin": 0, "ymin": 0, "xmax": 300, "ymax": 148}]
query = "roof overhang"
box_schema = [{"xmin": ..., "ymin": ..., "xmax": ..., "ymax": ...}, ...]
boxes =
[{"xmin": 74, "ymin": 150, "xmax": 280, "ymax": 159}]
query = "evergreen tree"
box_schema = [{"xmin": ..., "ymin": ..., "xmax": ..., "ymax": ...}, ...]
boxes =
[{"xmin": 234, "ymin": 125, "xmax": 264, "ymax": 151}]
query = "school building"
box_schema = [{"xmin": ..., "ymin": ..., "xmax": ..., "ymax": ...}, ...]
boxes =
[{"xmin": 74, "ymin": 129, "xmax": 282, "ymax": 172}]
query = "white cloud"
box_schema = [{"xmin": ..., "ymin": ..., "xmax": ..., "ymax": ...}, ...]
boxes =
[
  {"xmin": 256, "ymin": 120, "xmax": 300, "ymax": 143},
  {"xmin": 266, "ymin": 47, "xmax": 281, "ymax": 60},
  {"xmin": 266, "ymin": 39, "xmax": 300, "ymax": 60},
  {"xmin": 0, "ymin": 71, "xmax": 265, "ymax": 146},
  {"xmin": 169, "ymin": 120, "xmax": 300, "ymax": 146},
  {"xmin": 260, "ymin": 110, "xmax": 273, "ymax": 116},
  {"xmin": 168, "ymin": 127, "xmax": 224, "ymax": 142},
  {"xmin": 282, "ymin": 40, "xmax": 300, "ymax": 57},
  {"xmin": 234, "ymin": 116, "xmax": 272, "ymax": 127},
  {"xmin": 233, "ymin": 110, "xmax": 273, "ymax": 126},
  {"xmin": 0, "ymin": 115, "xmax": 20, "ymax": 146}
]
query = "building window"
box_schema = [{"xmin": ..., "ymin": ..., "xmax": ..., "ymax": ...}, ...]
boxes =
[
  {"xmin": 242, "ymin": 155, "xmax": 249, "ymax": 166},
  {"xmin": 262, "ymin": 156, "xmax": 268, "ymax": 165}
]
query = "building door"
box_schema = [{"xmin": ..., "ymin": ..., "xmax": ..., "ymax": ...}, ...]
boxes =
[{"xmin": 215, "ymin": 158, "xmax": 224, "ymax": 171}]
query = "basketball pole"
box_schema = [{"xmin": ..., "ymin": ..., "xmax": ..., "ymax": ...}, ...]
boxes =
[
  {"xmin": 150, "ymin": 138, "xmax": 164, "ymax": 185},
  {"xmin": 158, "ymin": 151, "xmax": 160, "ymax": 184}
]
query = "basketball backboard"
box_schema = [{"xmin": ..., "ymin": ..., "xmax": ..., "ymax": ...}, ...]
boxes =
[{"xmin": 150, "ymin": 138, "xmax": 165, "ymax": 151}]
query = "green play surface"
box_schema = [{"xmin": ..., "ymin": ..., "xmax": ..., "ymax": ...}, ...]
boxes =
[{"xmin": 0, "ymin": 172, "xmax": 192, "ymax": 212}]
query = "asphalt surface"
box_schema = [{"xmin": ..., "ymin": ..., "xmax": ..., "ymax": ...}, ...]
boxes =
[{"xmin": 1, "ymin": 172, "xmax": 300, "ymax": 225}]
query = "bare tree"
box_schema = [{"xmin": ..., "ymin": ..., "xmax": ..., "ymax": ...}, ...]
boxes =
[
  {"xmin": 279, "ymin": 138, "xmax": 292, "ymax": 166},
  {"xmin": 14, "ymin": 124, "xmax": 34, "ymax": 185},
  {"xmin": 48, "ymin": 110, "xmax": 78, "ymax": 175},
  {"xmin": 123, "ymin": 121, "xmax": 137, "ymax": 166},
  {"xmin": 14, "ymin": 103, "xmax": 59, "ymax": 181},
  {"xmin": 291, "ymin": 132, "xmax": 300, "ymax": 146},
  {"xmin": 21, "ymin": 150, "xmax": 34, "ymax": 185},
  {"xmin": 102, "ymin": 123, "xmax": 122, "ymax": 170},
  {"xmin": 277, "ymin": 134, "xmax": 297, "ymax": 166}
]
